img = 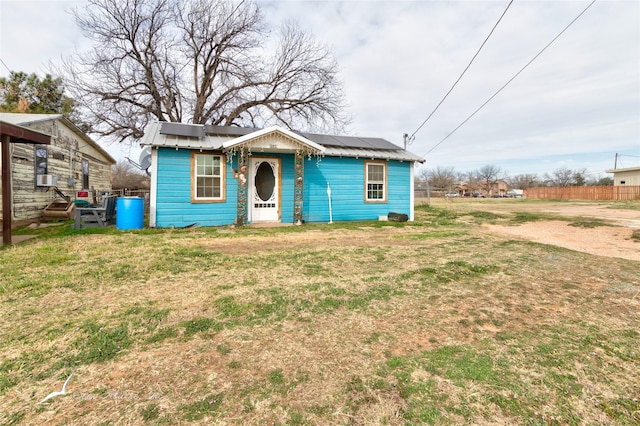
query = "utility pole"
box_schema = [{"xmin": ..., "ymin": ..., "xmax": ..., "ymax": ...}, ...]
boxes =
[
  {"xmin": 403, "ymin": 133, "xmax": 414, "ymax": 151},
  {"xmin": 614, "ymin": 153, "xmax": 618, "ymax": 170}
]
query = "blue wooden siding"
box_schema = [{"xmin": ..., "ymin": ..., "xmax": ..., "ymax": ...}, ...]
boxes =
[
  {"xmin": 155, "ymin": 148, "xmax": 238, "ymax": 227},
  {"xmin": 154, "ymin": 148, "xmax": 411, "ymax": 227},
  {"xmin": 303, "ymin": 156, "xmax": 411, "ymax": 223}
]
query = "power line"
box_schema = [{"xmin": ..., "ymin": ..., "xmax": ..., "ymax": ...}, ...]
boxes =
[
  {"xmin": 421, "ymin": 0, "xmax": 597, "ymax": 158},
  {"xmin": 0, "ymin": 58, "xmax": 11, "ymax": 73},
  {"xmin": 409, "ymin": 0, "xmax": 514, "ymax": 141}
]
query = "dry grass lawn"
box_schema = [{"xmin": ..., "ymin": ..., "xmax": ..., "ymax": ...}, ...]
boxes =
[{"xmin": 1, "ymin": 199, "xmax": 639, "ymax": 425}]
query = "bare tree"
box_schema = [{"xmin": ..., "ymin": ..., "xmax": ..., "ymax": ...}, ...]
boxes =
[
  {"xmin": 573, "ymin": 168, "xmax": 588, "ymax": 186},
  {"xmin": 57, "ymin": 0, "xmax": 349, "ymax": 142},
  {"xmin": 111, "ymin": 160, "xmax": 150, "ymax": 190},
  {"xmin": 507, "ymin": 173, "xmax": 540, "ymax": 190},
  {"xmin": 464, "ymin": 171, "xmax": 481, "ymax": 194},
  {"xmin": 543, "ymin": 167, "xmax": 575, "ymax": 187},
  {"xmin": 475, "ymin": 164, "xmax": 506, "ymax": 196},
  {"xmin": 422, "ymin": 166, "xmax": 458, "ymax": 192}
]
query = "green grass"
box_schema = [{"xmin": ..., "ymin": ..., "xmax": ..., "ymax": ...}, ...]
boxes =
[
  {"xmin": 568, "ymin": 219, "xmax": 610, "ymax": 228},
  {"xmin": 179, "ymin": 392, "xmax": 224, "ymax": 421},
  {"xmin": 1, "ymin": 200, "xmax": 638, "ymax": 425},
  {"xmin": 510, "ymin": 211, "xmax": 554, "ymax": 224}
]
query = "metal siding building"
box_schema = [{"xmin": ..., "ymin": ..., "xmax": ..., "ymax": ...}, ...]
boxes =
[{"xmin": 605, "ymin": 166, "xmax": 640, "ymax": 186}]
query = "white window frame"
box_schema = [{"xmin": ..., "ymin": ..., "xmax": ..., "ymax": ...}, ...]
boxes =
[
  {"xmin": 192, "ymin": 152, "xmax": 225, "ymax": 203},
  {"xmin": 34, "ymin": 145, "xmax": 48, "ymax": 188},
  {"xmin": 365, "ymin": 161, "xmax": 387, "ymax": 202},
  {"xmin": 82, "ymin": 159, "xmax": 90, "ymax": 189}
]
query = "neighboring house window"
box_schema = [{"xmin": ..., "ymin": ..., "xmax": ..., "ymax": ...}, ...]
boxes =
[
  {"xmin": 365, "ymin": 161, "xmax": 387, "ymax": 202},
  {"xmin": 192, "ymin": 152, "xmax": 225, "ymax": 202},
  {"xmin": 82, "ymin": 160, "xmax": 90, "ymax": 189},
  {"xmin": 34, "ymin": 145, "xmax": 48, "ymax": 185}
]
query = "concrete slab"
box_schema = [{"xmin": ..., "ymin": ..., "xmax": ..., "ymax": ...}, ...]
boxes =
[{"xmin": 0, "ymin": 234, "xmax": 37, "ymax": 246}]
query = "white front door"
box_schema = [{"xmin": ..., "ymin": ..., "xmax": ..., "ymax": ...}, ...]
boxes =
[{"xmin": 250, "ymin": 157, "xmax": 280, "ymax": 222}]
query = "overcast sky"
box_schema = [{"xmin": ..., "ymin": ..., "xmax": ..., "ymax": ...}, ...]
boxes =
[{"xmin": 1, "ymin": 0, "xmax": 638, "ymax": 178}]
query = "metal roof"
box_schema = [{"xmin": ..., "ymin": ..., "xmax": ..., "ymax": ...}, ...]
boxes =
[
  {"xmin": 296, "ymin": 132, "xmax": 402, "ymax": 151},
  {"xmin": 143, "ymin": 122, "xmax": 424, "ymax": 162},
  {"xmin": 0, "ymin": 113, "xmax": 65, "ymax": 127},
  {"xmin": 160, "ymin": 122, "xmax": 205, "ymax": 138},
  {"xmin": 205, "ymin": 125, "xmax": 256, "ymax": 137},
  {"xmin": 322, "ymin": 146, "xmax": 424, "ymax": 163},
  {"xmin": 0, "ymin": 120, "xmax": 51, "ymax": 144},
  {"xmin": 605, "ymin": 166, "xmax": 640, "ymax": 173},
  {"xmin": 0, "ymin": 113, "xmax": 116, "ymax": 163}
]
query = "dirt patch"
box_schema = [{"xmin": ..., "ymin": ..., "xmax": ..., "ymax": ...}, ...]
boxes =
[
  {"xmin": 484, "ymin": 221, "xmax": 639, "ymax": 261},
  {"xmin": 478, "ymin": 201, "xmax": 640, "ymax": 261}
]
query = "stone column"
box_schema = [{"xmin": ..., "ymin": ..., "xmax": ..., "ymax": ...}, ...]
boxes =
[
  {"xmin": 294, "ymin": 150, "xmax": 304, "ymax": 224},
  {"xmin": 236, "ymin": 148, "xmax": 248, "ymax": 226}
]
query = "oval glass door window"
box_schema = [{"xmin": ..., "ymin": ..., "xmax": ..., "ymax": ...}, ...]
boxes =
[{"xmin": 255, "ymin": 162, "xmax": 275, "ymax": 201}]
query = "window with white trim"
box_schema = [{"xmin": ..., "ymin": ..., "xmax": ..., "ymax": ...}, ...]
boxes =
[
  {"xmin": 365, "ymin": 161, "xmax": 386, "ymax": 202},
  {"xmin": 192, "ymin": 153, "xmax": 224, "ymax": 201}
]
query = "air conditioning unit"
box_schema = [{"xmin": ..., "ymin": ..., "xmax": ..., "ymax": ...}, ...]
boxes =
[{"xmin": 36, "ymin": 174, "xmax": 58, "ymax": 187}]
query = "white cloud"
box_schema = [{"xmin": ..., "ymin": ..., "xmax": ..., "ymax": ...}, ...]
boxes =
[{"xmin": 1, "ymin": 0, "xmax": 638, "ymax": 175}]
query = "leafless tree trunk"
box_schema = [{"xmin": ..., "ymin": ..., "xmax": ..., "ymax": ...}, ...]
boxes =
[
  {"xmin": 111, "ymin": 160, "xmax": 150, "ymax": 190},
  {"xmin": 543, "ymin": 167, "xmax": 575, "ymax": 187},
  {"xmin": 57, "ymin": 0, "xmax": 349, "ymax": 143},
  {"xmin": 508, "ymin": 173, "xmax": 540, "ymax": 189},
  {"xmin": 421, "ymin": 166, "xmax": 458, "ymax": 192},
  {"xmin": 475, "ymin": 164, "xmax": 506, "ymax": 196}
]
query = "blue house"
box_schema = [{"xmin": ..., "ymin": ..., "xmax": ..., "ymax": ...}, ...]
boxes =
[{"xmin": 140, "ymin": 122, "xmax": 424, "ymax": 227}]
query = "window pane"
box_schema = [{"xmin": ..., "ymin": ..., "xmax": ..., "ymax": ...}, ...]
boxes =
[
  {"xmin": 196, "ymin": 155, "xmax": 222, "ymax": 178},
  {"xmin": 35, "ymin": 146, "xmax": 48, "ymax": 175},
  {"xmin": 368, "ymin": 183, "xmax": 384, "ymax": 199},
  {"xmin": 195, "ymin": 156, "xmax": 223, "ymax": 199},
  {"xmin": 82, "ymin": 160, "xmax": 89, "ymax": 189},
  {"xmin": 368, "ymin": 164, "xmax": 384, "ymax": 182},
  {"xmin": 213, "ymin": 178, "xmax": 221, "ymax": 197},
  {"xmin": 366, "ymin": 163, "xmax": 385, "ymax": 201}
]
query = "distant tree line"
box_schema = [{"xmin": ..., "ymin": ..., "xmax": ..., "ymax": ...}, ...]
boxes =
[
  {"xmin": 417, "ymin": 165, "xmax": 613, "ymax": 194},
  {"xmin": 111, "ymin": 160, "xmax": 150, "ymax": 191}
]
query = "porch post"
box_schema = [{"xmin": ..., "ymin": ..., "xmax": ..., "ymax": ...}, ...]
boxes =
[
  {"xmin": 2, "ymin": 134, "xmax": 12, "ymax": 245},
  {"xmin": 236, "ymin": 148, "xmax": 248, "ymax": 226},
  {"xmin": 293, "ymin": 150, "xmax": 304, "ymax": 224}
]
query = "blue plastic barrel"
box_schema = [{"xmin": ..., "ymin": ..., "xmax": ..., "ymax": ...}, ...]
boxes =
[{"xmin": 116, "ymin": 197, "xmax": 144, "ymax": 230}]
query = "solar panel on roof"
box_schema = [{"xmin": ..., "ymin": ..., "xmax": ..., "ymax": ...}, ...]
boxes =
[
  {"xmin": 159, "ymin": 122, "xmax": 205, "ymax": 138},
  {"xmin": 204, "ymin": 125, "xmax": 256, "ymax": 137},
  {"xmin": 301, "ymin": 132, "xmax": 402, "ymax": 151},
  {"xmin": 157, "ymin": 123, "xmax": 403, "ymax": 151}
]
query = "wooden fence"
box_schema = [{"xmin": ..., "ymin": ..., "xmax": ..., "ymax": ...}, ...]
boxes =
[
  {"xmin": 111, "ymin": 189, "xmax": 150, "ymax": 212},
  {"xmin": 524, "ymin": 185, "xmax": 640, "ymax": 201}
]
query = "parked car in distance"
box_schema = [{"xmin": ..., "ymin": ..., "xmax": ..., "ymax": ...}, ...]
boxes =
[
  {"xmin": 472, "ymin": 193, "xmax": 485, "ymax": 198},
  {"xmin": 445, "ymin": 192, "xmax": 460, "ymax": 197},
  {"xmin": 506, "ymin": 189, "xmax": 524, "ymax": 198}
]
